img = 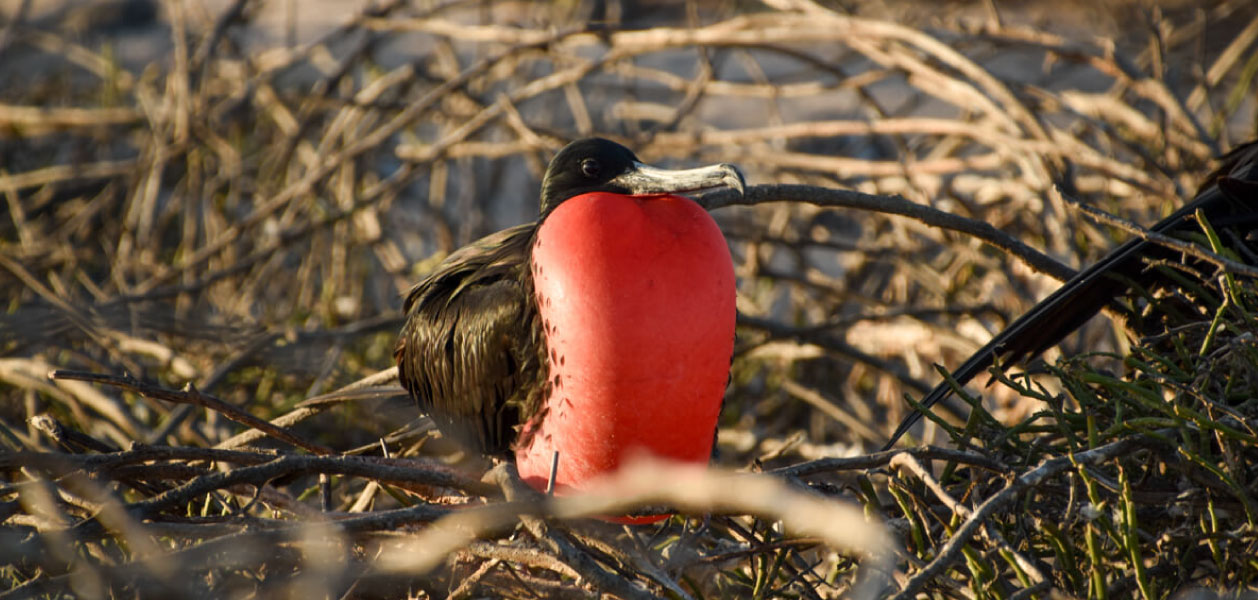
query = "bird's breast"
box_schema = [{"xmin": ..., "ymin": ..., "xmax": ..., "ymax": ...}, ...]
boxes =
[{"xmin": 516, "ymin": 192, "xmax": 736, "ymax": 502}]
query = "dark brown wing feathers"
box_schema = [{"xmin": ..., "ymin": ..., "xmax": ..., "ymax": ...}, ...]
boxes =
[{"xmin": 394, "ymin": 224, "xmax": 548, "ymax": 456}]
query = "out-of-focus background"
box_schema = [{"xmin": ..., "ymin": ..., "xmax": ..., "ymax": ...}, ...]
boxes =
[{"xmin": 3, "ymin": 1, "xmax": 1257, "ymax": 598}]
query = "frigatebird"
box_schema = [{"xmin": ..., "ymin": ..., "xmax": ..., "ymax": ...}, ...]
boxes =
[
  {"xmin": 395, "ymin": 138, "xmax": 744, "ymax": 498},
  {"xmin": 885, "ymin": 141, "xmax": 1258, "ymax": 449}
]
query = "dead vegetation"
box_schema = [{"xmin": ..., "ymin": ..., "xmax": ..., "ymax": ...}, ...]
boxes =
[{"xmin": 2, "ymin": 0, "xmax": 1258, "ymax": 598}]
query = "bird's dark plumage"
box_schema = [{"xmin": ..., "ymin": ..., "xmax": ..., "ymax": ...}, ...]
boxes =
[
  {"xmin": 885, "ymin": 141, "xmax": 1258, "ymax": 448},
  {"xmin": 394, "ymin": 138, "xmax": 744, "ymax": 456},
  {"xmin": 395, "ymin": 224, "xmax": 545, "ymax": 455}
]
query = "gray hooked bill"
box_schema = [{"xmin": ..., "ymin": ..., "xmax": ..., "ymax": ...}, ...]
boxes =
[{"xmin": 613, "ymin": 162, "xmax": 745, "ymax": 197}]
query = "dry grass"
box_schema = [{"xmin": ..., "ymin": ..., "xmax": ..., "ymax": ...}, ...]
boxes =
[{"xmin": 3, "ymin": 0, "xmax": 1258, "ymax": 598}]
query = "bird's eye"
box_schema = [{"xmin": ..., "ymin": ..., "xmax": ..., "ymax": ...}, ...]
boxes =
[{"xmin": 580, "ymin": 158, "xmax": 601, "ymax": 178}]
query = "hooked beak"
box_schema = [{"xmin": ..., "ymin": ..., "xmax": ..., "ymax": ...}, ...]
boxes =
[{"xmin": 612, "ymin": 161, "xmax": 745, "ymax": 197}]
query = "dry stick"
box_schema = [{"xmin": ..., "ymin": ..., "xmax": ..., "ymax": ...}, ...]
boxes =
[
  {"xmin": 0, "ymin": 105, "xmax": 142, "ymax": 131},
  {"xmin": 118, "ymin": 454, "xmax": 486, "ymax": 513},
  {"xmin": 147, "ymin": 331, "xmax": 280, "ymax": 444},
  {"xmin": 739, "ymin": 314, "xmax": 932, "ymax": 395},
  {"xmin": 493, "ymin": 465, "xmax": 660, "ymax": 600},
  {"xmin": 48, "ymin": 370, "xmax": 333, "ymax": 455},
  {"xmin": 0, "ymin": 444, "xmax": 281, "ymax": 473},
  {"xmin": 748, "ymin": 292, "xmax": 1000, "ymax": 334},
  {"xmin": 55, "ymin": 454, "xmax": 472, "ymax": 549},
  {"xmin": 703, "ymin": 184, "xmax": 1078, "ymax": 284},
  {"xmin": 219, "ymin": 366, "xmax": 403, "ymax": 451},
  {"xmin": 1060, "ymin": 187, "xmax": 1258, "ymax": 278},
  {"xmin": 361, "ymin": 16, "xmax": 559, "ymax": 44},
  {"xmin": 780, "ymin": 379, "xmax": 882, "ymax": 442},
  {"xmin": 28, "ymin": 414, "xmax": 119, "ymax": 454},
  {"xmin": 610, "ymin": 59, "xmax": 855, "ymax": 99},
  {"xmin": 447, "ymin": 558, "xmax": 502, "ymax": 600},
  {"xmin": 747, "ymin": 261, "xmax": 883, "ymax": 296},
  {"xmin": 296, "ymin": 366, "xmax": 401, "ymax": 408},
  {"xmin": 741, "ymin": 148, "xmax": 1009, "ymax": 178},
  {"xmin": 462, "ymin": 541, "xmax": 581, "ymax": 579},
  {"xmin": 890, "ymin": 453, "xmax": 1047, "ymax": 586},
  {"xmin": 695, "ymin": 536, "xmax": 822, "ymax": 566},
  {"xmin": 0, "ymin": 159, "xmax": 138, "ymax": 192},
  {"xmin": 565, "ymin": 521, "xmax": 697, "ymax": 600},
  {"xmin": 0, "ymin": 257, "xmax": 102, "ymax": 339},
  {"xmin": 889, "ymin": 434, "xmax": 1156, "ymax": 600},
  {"xmin": 772, "ymin": 445, "xmax": 1008, "ymax": 478}
]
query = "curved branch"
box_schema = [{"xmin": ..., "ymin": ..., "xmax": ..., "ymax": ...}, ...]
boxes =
[{"xmin": 703, "ymin": 184, "xmax": 1078, "ymax": 283}]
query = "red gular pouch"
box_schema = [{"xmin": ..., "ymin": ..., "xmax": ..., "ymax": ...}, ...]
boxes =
[{"xmin": 515, "ymin": 192, "xmax": 735, "ymax": 524}]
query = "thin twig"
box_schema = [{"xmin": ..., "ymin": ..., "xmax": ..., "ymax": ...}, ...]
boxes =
[{"xmin": 49, "ymin": 370, "xmax": 334, "ymax": 455}]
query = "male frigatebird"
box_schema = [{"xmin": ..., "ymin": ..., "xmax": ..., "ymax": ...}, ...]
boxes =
[
  {"xmin": 885, "ymin": 141, "xmax": 1258, "ymax": 448},
  {"xmin": 395, "ymin": 138, "xmax": 744, "ymax": 499}
]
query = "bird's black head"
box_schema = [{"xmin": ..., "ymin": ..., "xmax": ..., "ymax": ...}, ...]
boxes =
[{"xmin": 538, "ymin": 137, "xmax": 745, "ymax": 215}]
